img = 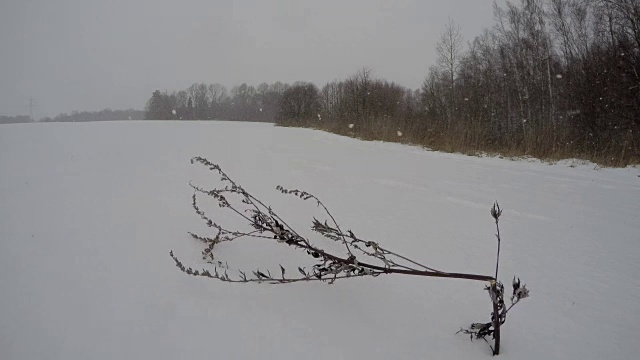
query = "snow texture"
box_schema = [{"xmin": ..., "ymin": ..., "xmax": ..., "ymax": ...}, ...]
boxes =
[{"xmin": 1, "ymin": 121, "xmax": 639, "ymax": 359}]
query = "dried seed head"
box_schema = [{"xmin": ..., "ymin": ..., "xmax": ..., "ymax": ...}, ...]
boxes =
[{"xmin": 491, "ymin": 202, "xmax": 502, "ymax": 220}]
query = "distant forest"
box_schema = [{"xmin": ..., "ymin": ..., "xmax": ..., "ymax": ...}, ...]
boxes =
[
  {"xmin": 0, "ymin": 115, "xmax": 32, "ymax": 125},
  {"xmin": 1, "ymin": 109, "xmax": 144, "ymax": 124},
  {"xmin": 145, "ymin": 0, "xmax": 639, "ymax": 166},
  {"xmin": 144, "ymin": 83, "xmax": 286, "ymax": 123},
  {"xmin": 40, "ymin": 109, "xmax": 145, "ymax": 123}
]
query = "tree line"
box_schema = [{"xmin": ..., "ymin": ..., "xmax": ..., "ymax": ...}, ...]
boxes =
[
  {"xmin": 144, "ymin": 82, "xmax": 288, "ymax": 122},
  {"xmin": 40, "ymin": 108, "xmax": 145, "ymax": 123},
  {"xmin": 415, "ymin": 0, "xmax": 639, "ymax": 165},
  {"xmin": 145, "ymin": 0, "xmax": 639, "ymax": 166},
  {"xmin": 1, "ymin": 109, "xmax": 145, "ymax": 124},
  {"xmin": 0, "ymin": 115, "xmax": 32, "ymax": 125}
]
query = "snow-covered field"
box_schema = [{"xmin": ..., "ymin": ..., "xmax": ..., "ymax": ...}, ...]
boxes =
[{"xmin": 1, "ymin": 121, "xmax": 639, "ymax": 359}]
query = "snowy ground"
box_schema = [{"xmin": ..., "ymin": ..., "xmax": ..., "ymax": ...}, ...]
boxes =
[{"xmin": 1, "ymin": 121, "xmax": 639, "ymax": 359}]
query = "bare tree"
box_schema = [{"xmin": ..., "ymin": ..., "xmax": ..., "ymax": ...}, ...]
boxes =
[
  {"xmin": 436, "ymin": 18, "xmax": 464, "ymax": 124},
  {"xmin": 207, "ymin": 83, "xmax": 228, "ymax": 105},
  {"xmin": 597, "ymin": 0, "xmax": 640, "ymax": 50},
  {"xmin": 277, "ymin": 82, "xmax": 321, "ymax": 125}
]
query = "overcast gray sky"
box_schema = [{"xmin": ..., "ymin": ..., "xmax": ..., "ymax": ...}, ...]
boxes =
[{"xmin": 0, "ymin": 0, "xmax": 498, "ymax": 118}]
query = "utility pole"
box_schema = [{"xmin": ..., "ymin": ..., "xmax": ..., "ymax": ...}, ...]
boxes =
[{"xmin": 28, "ymin": 97, "xmax": 36, "ymax": 122}]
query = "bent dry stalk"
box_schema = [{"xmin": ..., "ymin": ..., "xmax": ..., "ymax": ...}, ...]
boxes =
[{"xmin": 171, "ymin": 157, "xmax": 529, "ymax": 355}]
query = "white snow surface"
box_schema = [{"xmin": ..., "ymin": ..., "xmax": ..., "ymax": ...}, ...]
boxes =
[{"xmin": 1, "ymin": 121, "xmax": 639, "ymax": 359}]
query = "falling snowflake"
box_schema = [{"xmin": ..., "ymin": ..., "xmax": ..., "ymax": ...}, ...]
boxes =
[
  {"xmin": 172, "ymin": 109, "xmax": 177, "ymax": 115},
  {"xmin": 556, "ymin": 74, "xmax": 563, "ymax": 79},
  {"xmin": 397, "ymin": 130, "xmax": 403, "ymax": 137},
  {"xmin": 348, "ymin": 124, "xmax": 354, "ymax": 129}
]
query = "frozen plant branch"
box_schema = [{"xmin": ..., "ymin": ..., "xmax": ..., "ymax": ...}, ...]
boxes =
[{"xmin": 171, "ymin": 157, "xmax": 529, "ymax": 356}]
